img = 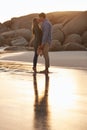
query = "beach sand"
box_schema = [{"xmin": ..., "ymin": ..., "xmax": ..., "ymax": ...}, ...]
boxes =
[
  {"xmin": 0, "ymin": 51, "xmax": 87, "ymax": 130},
  {"xmin": 0, "ymin": 51, "xmax": 87, "ymax": 67}
]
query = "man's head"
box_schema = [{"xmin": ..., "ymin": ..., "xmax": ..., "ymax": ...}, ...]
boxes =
[{"xmin": 39, "ymin": 12, "xmax": 46, "ymax": 22}]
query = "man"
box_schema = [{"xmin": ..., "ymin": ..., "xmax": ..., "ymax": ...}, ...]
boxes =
[{"xmin": 39, "ymin": 12, "xmax": 52, "ymax": 74}]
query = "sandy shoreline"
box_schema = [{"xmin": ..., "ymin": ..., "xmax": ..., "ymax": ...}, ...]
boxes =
[{"xmin": 0, "ymin": 51, "xmax": 87, "ymax": 70}]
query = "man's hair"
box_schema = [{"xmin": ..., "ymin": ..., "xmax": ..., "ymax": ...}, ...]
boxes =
[{"xmin": 39, "ymin": 12, "xmax": 46, "ymax": 18}]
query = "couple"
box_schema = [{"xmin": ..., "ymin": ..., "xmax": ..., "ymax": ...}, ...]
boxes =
[{"xmin": 32, "ymin": 12, "xmax": 52, "ymax": 74}]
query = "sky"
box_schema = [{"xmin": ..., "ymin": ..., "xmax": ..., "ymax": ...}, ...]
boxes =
[{"xmin": 0, "ymin": 0, "xmax": 87, "ymax": 23}]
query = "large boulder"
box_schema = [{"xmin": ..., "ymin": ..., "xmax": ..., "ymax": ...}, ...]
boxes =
[
  {"xmin": 0, "ymin": 23, "xmax": 9, "ymax": 34},
  {"xmin": 4, "ymin": 14, "xmax": 38, "ymax": 30},
  {"xmin": 63, "ymin": 42, "xmax": 86, "ymax": 51},
  {"xmin": 52, "ymin": 24, "xmax": 64, "ymax": 43},
  {"xmin": 64, "ymin": 34, "xmax": 82, "ymax": 44},
  {"xmin": 62, "ymin": 11, "xmax": 87, "ymax": 35},
  {"xmin": 0, "ymin": 35, "xmax": 5, "ymax": 46},
  {"xmin": 11, "ymin": 36, "xmax": 28, "ymax": 46},
  {"xmin": 1, "ymin": 28, "xmax": 32, "ymax": 41},
  {"xmin": 49, "ymin": 40, "xmax": 62, "ymax": 51},
  {"xmin": 52, "ymin": 23, "xmax": 63, "ymax": 30},
  {"xmin": 82, "ymin": 31, "xmax": 87, "ymax": 47},
  {"xmin": 47, "ymin": 11, "xmax": 81, "ymax": 25}
]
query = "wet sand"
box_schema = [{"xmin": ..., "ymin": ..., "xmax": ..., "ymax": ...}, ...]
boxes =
[
  {"xmin": 0, "ymin": 51, "xmax": 87, "ymax": 130},
  {"xmin": 0, "ymin": 51, "xmax": 87, "ymax": 68}
]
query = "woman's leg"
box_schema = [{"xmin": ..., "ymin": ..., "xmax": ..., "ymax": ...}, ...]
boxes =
[{"xmin": 33, "ymin": 50, "xmax": 38, "ymax": 71}]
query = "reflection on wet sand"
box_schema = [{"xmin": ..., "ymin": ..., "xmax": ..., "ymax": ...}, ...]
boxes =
[
  {"xmin": 33, "ymin": 74, "xmax": 50, "ymax": 130},
  {"xmin": 0, "ymin": 66, "xmax": 87, "ymax": 130}
]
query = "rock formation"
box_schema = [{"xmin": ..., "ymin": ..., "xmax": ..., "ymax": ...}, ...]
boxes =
[{"xmin": 0, "ymin": 11, "xmax": 87, "ymax": 51}]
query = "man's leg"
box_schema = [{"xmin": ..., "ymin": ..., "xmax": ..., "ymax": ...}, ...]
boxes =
[{"xmin": 42, "ymin": 43, "xmax": 50, "ymax": 72}]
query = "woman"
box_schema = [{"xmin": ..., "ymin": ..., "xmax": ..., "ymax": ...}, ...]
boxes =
[{"xmin": 32, "ymin": 18, "xmax": 42, "ymax": 72}]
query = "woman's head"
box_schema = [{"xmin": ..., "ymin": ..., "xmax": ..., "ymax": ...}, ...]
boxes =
[
  {"xmin": 33, "ymin": 17, "xmax": 40, "ymax": 25},
  {"xmin": 32, "ymin": 17, "xmax": 40, "ymax": 34}
]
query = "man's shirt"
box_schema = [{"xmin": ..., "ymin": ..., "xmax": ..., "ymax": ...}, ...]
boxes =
[{"xmin": 41, "ymin": 19, "xmax": 52, "ymax": 45}]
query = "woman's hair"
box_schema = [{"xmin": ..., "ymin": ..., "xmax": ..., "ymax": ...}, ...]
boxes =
[
  {"xmin": 33, "ymin": 18, "xmax": 38, "ymax": 24},
  {"xmin": 32, "ymin": 18, "xmax": 39, "ymax": 34}
]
